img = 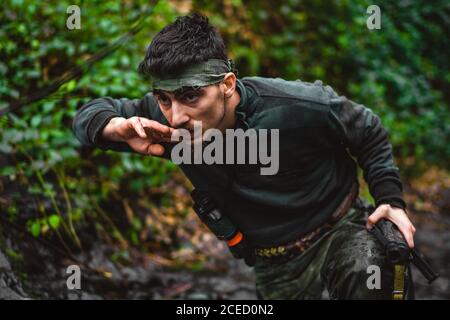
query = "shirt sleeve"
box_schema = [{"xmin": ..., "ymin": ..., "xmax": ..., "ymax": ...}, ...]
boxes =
[
  {"xmin": 72, "ymin": 93, "xmax": 166, "ymax": 153},
  {"xmin": 326, "ymin": 93, "xmax": 407, "ymax": 210}
]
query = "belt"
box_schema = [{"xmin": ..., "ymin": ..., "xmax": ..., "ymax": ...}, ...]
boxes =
[{"xmin": 255, "ymin": 182, "xmax": 359, "ymax": 263}]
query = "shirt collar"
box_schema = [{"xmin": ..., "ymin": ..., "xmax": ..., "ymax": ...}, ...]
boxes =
[{"xmin": 234, "ymin": 79, "xmax": 258, "ymax": 129}]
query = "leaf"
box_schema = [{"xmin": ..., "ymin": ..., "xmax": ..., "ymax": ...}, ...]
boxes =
[
  {"xmin": 48, "ymin": 214, "xmax": 60, "ymax": 230},
  {"xmin": 31, "ymin": 115, "xmax": 42, "ymax": 128},
  {"xmin": 31, "ymin": 222, "xmax": 41, "ymax": 238},
  {"xmin": 0, "ymin": 166, "xmax": 16, "ymax": 177}
]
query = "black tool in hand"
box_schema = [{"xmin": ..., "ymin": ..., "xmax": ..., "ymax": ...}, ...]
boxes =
[{"xmin": 369, "ymin": 217, "xmax": 439, "ymax": 283}]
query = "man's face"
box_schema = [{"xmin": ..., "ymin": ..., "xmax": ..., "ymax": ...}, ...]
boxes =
[{"xmin": 153, "ymin": 84, "xmax": 226, "ymax": 137}]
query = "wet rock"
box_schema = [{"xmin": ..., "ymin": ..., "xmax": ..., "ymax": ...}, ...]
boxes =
[{"xmin": 0, "ymin": 249, "xmax": 29, "ymax": 300}]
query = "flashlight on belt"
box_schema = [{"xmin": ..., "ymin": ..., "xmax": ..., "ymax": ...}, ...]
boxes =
[{"xmin": 191, "ymin": 189, "xmax": 255, "ymax": 266}]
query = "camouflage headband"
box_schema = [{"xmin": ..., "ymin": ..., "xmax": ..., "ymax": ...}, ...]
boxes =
[{"xmin": 152, "ymin": 59, "xmax": 235, "ymax": 91}]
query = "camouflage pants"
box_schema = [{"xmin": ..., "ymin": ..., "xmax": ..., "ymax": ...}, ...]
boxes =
[{"xmin": 254, "ymin": 197, "xmax": 396, "ymax": 300}]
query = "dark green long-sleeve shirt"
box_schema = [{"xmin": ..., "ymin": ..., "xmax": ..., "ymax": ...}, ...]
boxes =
[{"xmin": 73, "ymin": 77, "xmax": 406, "ymax": 247}]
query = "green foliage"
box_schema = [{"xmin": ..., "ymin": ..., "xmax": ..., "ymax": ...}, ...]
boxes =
[{"xmin": 0, "ymin": 0, "xmax": 179, "ymax": 246}]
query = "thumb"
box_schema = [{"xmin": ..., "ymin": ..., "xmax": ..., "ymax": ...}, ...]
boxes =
[{"xmin": 366, "ymin": 205, "xmax": 388, "ymax": 230}]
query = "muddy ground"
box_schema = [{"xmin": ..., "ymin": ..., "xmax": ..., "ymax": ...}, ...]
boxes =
[{"xmin": 1, "ymin": 207, "xmax": 448, "ymax": 300}]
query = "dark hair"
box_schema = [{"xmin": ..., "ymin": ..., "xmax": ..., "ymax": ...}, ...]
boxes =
[{"xmin": 138, "ymin": 13, "xmax": 228, "ymax": 78}]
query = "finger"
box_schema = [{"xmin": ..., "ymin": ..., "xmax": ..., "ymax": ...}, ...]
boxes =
[
  {"xmin": 130, "ymin": 117, "xmax": 147, "ymax": 139},
  {"xmin": 387, "ymin": 213, "xmax": 414, "ymax": 247},
  {"xmin": 148, "ymin": 130, "xmax": 173, "ymax": 143},
  {"xmin": 387, "ymin": 209, "xmax": 416, "ymax": 247},
  {"xmin": 396, "ymin": 224, "xmax": 415, "ymax": 248},
  {"xmin": 366, "ymin": 205, "xmax": 388, "ymax": 229},
  {"xmin": 158, "ymin": 132, "xmax": 176, "ymax": 143},
  {"xmin": 140, "ymin": 118, "xmax": 174, "ymax": 137},
  {"xmin": 146, "ymin": 143, "xmax": 165, "ymax": 156}
]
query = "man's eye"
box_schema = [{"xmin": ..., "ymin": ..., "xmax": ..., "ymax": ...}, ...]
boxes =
[
  {"xmin": 183, "ymin": 94, "xmax": 199, "ymax": 103},
  {"xmin": 158, "ymin": 96, "xmax": 170, "ymax": 106}
]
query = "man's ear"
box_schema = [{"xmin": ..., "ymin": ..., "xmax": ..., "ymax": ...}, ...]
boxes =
[{"xmin": 222, "ymin": 72, "xmax": 237, "ymax": 99}]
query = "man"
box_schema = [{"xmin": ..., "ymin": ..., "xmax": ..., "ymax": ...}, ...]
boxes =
[{"xmin": 73, "ymin": 13, "xmax": 416, "ymax": 299}]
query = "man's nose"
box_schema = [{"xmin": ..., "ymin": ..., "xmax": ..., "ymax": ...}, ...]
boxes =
[{"xmin": 171, "ymin": 103, "xmax": 189, "ymax": 128}]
